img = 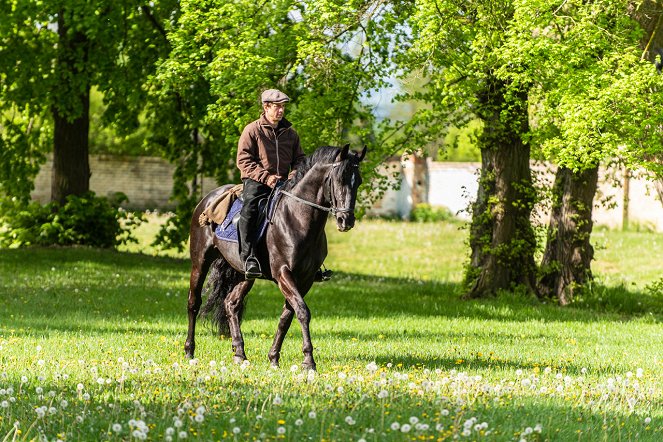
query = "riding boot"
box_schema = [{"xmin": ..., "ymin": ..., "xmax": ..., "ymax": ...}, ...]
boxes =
[{"xmin": 238, "ymin": 214, "xmax": 262, "ymax": 279}]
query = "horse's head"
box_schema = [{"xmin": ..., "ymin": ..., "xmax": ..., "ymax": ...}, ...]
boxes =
[{"xmin": 326, "ymin": 144, "xmax": 367, "ymax": 232}]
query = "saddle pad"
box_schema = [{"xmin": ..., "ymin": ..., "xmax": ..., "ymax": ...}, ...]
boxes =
[
  {"xmin": 214, "ymin": 191, "xmax": 282, "ymax": 243},
  {"xmin": 214, "ymin": 198, "xmax": 243, "ymax": 243}
]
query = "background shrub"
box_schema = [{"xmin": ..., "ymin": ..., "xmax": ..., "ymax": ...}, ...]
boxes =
[
  {"xmin": 410, "ymin": 203, "xmax": 456, "ymax": 222},
  {"xmin": 0, "ymin": 192, "xmax": 144, "ymax": 248}
]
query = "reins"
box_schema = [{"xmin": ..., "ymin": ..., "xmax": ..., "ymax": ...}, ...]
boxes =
[{"xmin": 279, "ymin": 161, "xmax": 355, "ymax": 215}]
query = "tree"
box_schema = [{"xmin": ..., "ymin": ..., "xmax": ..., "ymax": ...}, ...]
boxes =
[
  {"xmin": 399, "ymin": 0, "xmax": 539, "ymax": 298},
  {"xmin": 0, "ymin": 1, "xmax": 177, "ymax": 203},
  {"xmin": 498, "ymin": 0, "xmax": 663, "ymax": 303}
]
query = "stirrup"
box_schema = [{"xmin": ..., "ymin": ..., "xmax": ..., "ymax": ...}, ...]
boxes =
[
  {"xmin": 244, "ymin": 257, "xmax": 262, "ymax": 280},
  {"xmin": 315, "ymin": 267, "xmax": 333, "ymax": 282}
]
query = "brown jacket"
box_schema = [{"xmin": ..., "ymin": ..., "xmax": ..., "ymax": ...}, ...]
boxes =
[{"xmin": 236, "ymin": 114, "xmax": 305, "ymax": 184}]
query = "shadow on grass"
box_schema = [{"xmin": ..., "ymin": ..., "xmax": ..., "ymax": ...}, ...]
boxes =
[{"xmin": 1, "ymin": 248, "xmax": 661, "ymax": 339}]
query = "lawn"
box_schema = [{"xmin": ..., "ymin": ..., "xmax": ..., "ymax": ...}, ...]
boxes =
[{"xmin": 0, "ymin": 218, "xmax": 661, "ymax": 441}]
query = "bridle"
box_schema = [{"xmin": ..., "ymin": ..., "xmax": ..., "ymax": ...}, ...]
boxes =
[{"xmin": 279, "ymin": 161, "xmax": 358, "ymax": 216}]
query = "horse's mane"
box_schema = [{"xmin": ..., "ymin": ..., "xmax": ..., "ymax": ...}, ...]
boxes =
[{"xmin": 282, "ymin": 145, "xmax": 340, "ymax": 191}]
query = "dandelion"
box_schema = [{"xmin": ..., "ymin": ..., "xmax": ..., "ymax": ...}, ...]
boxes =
[
  {"xmin": 82, "ymin": 393, "xmax": 91, "ymax": 401},
  {"xmin": 273, "ymin": 395, "xmax": 283, "ymax": 405},
  {"xmin": 441, "ymin": 409, "xmax": 449, "ymax": 416},
  {"xmin": 174, "ymin": 418, "xmax": 183, "ymax": 428},
  {"xmin": 166, "ymin": 428, "xmax": 175, "ymax": 436},
  {"xmin": 1, "ymin": 401, "xmax": 8, "ymax": 408},
  {"xmin": 194, "ymin": 414, "xmax": 204, "ymax": 423},
  {"xmin": 76, "ymin": 383, "xmax": 84, "ymax": 391},
  {"xmin": 290, "ymin": 365, "xmax": 299, "ymax": 373},
  {"xmin": 178, "ymin": 431, "xmax": 188, "ymax": 439},
  {"xmin": 534, "ymin": 424, "xmax": 543, "ymax": 433},
  {"xmin": 366, "ymin": 361, "xmax": 378, "ymax": 373},
  {"xmin": 112, "ymin": 423, "xmax": 122, "ymax": 433},
  {"xmin": 645, "ymin": 417, "xmax": 652, "ymax": 425},
  {"xmin": 36, "ymin": 386, "xmax": 43, "ymax": 394},
  {"xmin": 377, "ymin": 389, "xmax": 388, "ymax": 399},
  {"xmin": 345, "ymin": 416, "xmax": 356, "ymax": 425},
  {"xmin": 277, "ymin": 426, "xmax": 286, "ymax": 435},
  {"xmin": 390, "ymin": 422, "xmax": 400, "ymax": 431},
  {"xmin": 462, "ymin": 429, "xmax": 471, "ymax": 437},
  {"xmin": 189, "ymin": 359, "xmax": 199, "ymax": 367},
  {"xmin": 233, "ymin": 427, "xmax": 240, "ymax": 434},
  {"xmin": 409, "ymin": 416, "xmax": 419, "ymax": 425},
  {"xmin": 515, "ymin": 369, "xmax": 523, "ymax": 377},
  {"xmin": 400, "ymin": 424, "xmax": 411, "ymax": 433},
  {"xmin": 308, "ymin": 411, "xmax": 317, "ymax": 419}
]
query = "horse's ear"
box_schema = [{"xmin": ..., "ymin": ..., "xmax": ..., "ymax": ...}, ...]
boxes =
[
  {"xmin": 358, "ymin": 145, "xmax": 367, "ymax": 161},
  {"xmin": 340, "ymin": 144, "xmax": 350, "ymax": 160}
]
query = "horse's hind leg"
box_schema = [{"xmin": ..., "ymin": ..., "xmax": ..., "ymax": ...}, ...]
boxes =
[
  {"xmin": 268, "ymin": 303, "xmax": 295, "ymax": 368},
  {"xmin": 185, "ymin": 241, "xmax": 218, "ymax": 358},
  {"xmin": 224, "ymin": 278, "xmax": 254, "ymax": 364}
]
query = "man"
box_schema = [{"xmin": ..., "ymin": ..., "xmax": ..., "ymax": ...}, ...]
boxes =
[{"xmin": 236, "ymin": 88, "xmax": 306, "ymax": 279}]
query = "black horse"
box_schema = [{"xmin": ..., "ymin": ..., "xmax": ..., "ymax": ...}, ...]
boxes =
[{"xmin": 185, "ymin": 144, "xmax": 366, "ymax": 370}]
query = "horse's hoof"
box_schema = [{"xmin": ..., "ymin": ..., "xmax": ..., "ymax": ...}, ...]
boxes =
[
  {"xmin": 302, "ymin": 363, "xmax": 316, "ymax": 372},
  {"xmin": 233, "ymin": 356, "xmax": 246, "ymax": 365}
]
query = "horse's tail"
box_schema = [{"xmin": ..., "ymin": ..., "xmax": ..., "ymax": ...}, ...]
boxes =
[{"xmin": 200, "ymin": 258, "xmax": 245, "ymax": 338}]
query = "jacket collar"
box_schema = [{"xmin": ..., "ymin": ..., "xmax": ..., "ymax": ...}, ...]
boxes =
[{"xmin": 259, "ymin": 113, "xmax": 292, "ymax": 130}]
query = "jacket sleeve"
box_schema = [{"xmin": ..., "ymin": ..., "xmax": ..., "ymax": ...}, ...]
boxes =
[{"xmin": 236, "ymin": 123, "xmax": 270, "ymax": 184}]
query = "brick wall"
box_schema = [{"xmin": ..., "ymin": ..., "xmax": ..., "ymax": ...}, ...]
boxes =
[{"xmin": 32, "ymin": 155, "xmax": 219, "ymax": 210}]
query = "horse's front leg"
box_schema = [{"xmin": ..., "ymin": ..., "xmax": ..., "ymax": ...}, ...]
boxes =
[
  {"xmin": 268, "ymin": 303, "xmax": 295, "ymax": 368},
  {"xmin": 224, "ymin": 280, "xmax": 253, "ymax": 364},
  {"xmin": 276, "ymin": 271, "xmax": 316, "ymax": 370}
]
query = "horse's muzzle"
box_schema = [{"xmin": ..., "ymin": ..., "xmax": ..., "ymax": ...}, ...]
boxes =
[{"xmin": 336, "ymin": 214, "xmax": 355, "ymax": 232}]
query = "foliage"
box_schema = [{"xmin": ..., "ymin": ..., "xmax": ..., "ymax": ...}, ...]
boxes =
[
  {"xmin": 0, "ymin": 221, "xmax": 662, "ymax": 440},
  {"xmin": 147, "ymin": 0, "xmax": 411, "ymax": 248},
  {"xmin": 0, "ymin": 192, "xmax": 144, "ymax": 248},
  {"xmin": 0, "ymin": 0, "xmax": 178, "ymax": 201},
  {"xmin": 409, "ymin": 203, "xmax": 456, "ymax": 223},
  {"xmin": 496, "ymin": 0, "xmax": 663, "ymax": 173}
]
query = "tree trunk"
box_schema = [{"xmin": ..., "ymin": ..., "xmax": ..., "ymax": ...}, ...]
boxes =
[
  {"xmin": 51, "ymin": 98, "xmax": 90, "ymax": 204},
  {"xmin": 464, "ymin": 80, "xmax": 538, "ymax": 298},
  {"xmin": 538, "ymin": 165, "xmax": 599, "ymax": 305},
  {"xmin": 50, "ymin": 11, "xmax": 91, "ymax": 205}
]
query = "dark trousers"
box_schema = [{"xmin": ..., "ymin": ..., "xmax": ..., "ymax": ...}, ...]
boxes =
[{"xmin": 238, "ymin": 178, "xmax": 271, "ymax": 263}]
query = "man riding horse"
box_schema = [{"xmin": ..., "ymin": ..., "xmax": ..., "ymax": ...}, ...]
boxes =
[{"xmin": 236, "ymin": 89, "xmax": 305, "ymax": 279}]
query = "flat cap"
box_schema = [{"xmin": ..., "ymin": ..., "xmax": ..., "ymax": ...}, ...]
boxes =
[{"xmin": 261, "ymin": 89, "xmax": 290, "ymax": 103}]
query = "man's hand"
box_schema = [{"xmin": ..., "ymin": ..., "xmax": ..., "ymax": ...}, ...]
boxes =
[{"xmin": 266, "ymin": 175, "xmax": 282, "ymax": 188}]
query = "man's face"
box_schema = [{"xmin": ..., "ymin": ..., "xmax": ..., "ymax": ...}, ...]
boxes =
[{"xmin": 263, "ymin": 102, "xmax": 286, "ymax": 125}]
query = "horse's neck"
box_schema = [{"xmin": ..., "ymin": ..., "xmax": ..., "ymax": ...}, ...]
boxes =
[
  {"xmin": 279, "ymin": 165, "xmax": 330, "ymax": 228},
  {"xmin": 288, "ymin": 165, "xmax": 328, "ymax": 203}
]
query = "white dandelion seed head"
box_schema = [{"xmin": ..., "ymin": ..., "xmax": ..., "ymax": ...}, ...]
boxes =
[
  {"xmin": 390, "ymin": 422, "xmax": 400, "ymax": 431},
  {"xmin": 400, "ymin": 423, "xmax": 411, "ymax": 433}
]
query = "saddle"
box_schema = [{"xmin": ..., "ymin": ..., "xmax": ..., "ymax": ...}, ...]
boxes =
[{"xmin": 213, "ymin": 187, "xmax": 282, "ymax": 244}]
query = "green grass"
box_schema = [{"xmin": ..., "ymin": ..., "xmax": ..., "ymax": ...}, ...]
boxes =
[{"xmin": 0, "ymin": 218, "xmax": 662, "ymax": 441}]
